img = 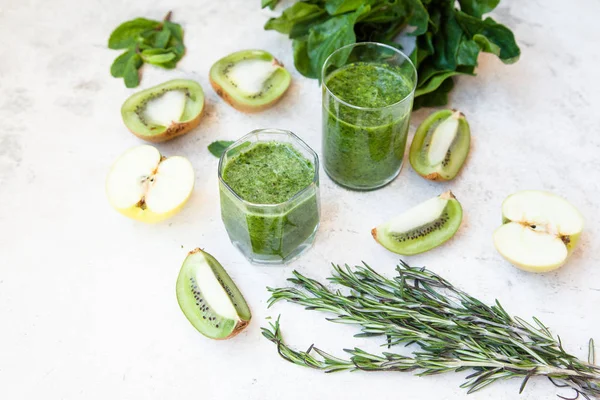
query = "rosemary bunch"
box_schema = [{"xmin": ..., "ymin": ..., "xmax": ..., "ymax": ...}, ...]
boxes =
[{"xmin": 262, "ymin": 262, "xmax": 600, "ymax": 398}]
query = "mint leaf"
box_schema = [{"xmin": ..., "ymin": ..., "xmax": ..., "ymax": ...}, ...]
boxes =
[
  {"xmin": 143, "ymin": 51, "xmax": 176, "ymax": 64},
  {"xmin": 208, "ymin": 141, "xmax": 234, "ymax": 158},
  {"xmin": 164, "ymin": 21, "xmax": 183, "ymax": 42},
  {"xmin": 110, "ymin": 50, "xmax": 135, "ymax": 77},
  {"xmin": 108, "ymin": 18, "xmax": 160, "ymax": 49},
  {"xmin": 123, "ymin": 54, "xmax": 142, "ymax": 88},
  {"xmin": 154, "ymin": 29, "xmax": 171, "ymax": 48}
]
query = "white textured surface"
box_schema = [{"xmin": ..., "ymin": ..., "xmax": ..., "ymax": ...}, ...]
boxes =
[{"xmin": 1, "ymin": 1, "xmax": 600, "ymax": 399}]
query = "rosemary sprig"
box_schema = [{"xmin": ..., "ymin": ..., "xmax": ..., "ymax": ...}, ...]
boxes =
[{"xmin": 262, "ymin": 262, "xmax": 600, "ymax": 398}]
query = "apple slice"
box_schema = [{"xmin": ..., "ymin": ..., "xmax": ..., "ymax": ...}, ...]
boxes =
[
  {"xmin": 106, "ymin": 145, "xmax": 194, "ymax": 223},
  {"xmin": 493, "ymin": 190, "xmax": 584, "ymax": 272}
]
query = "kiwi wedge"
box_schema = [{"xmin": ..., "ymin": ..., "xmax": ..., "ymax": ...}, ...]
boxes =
[
  {"xmin": 176, "ymin": 248, "xmax": 251, "ymax": 340},
  {"xmin": 372, "ymin": 191, "xmax": 463, "ymax": 255},
  {"xmin": 121, "ymin": 79, "xmax": 205, "ymax": 143},
  {"xmin": 409, "ymin": 110, "xmax": 470, "ymax": 181},
  {"xmin": 209, "ymin": 50, "xmax": 291, "ymax": 112}
]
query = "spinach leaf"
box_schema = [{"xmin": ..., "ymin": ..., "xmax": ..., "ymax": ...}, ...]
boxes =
[
  {"xmin": 293, "ymin": 38, "xmax": 316, "ymax": 78},
  {"xmin": 325, "ymin": 0, "xmax": 366, "ymax": 16},
  {"xmin": 458, "ymin": 0, "xmax": 500, "ymax": 18},
  {"xmin": 265, "ymin": 3, "xmax": 325, "ymax": 35},
  {"xmin": 208, "ymin": 141, "xmax": 235, "ymax": 158},
  {"xmin": 455, "ymin": 12, "xmax": 520, "ymax": 63},
  {"xmin": 307, "ymin": 6, "xmax": 369, "ymax": 80},
  {"xmin": 108, "ymin": 18, "xmax": 160, "ymax": 49},
  {"xmin": 262, "ymin": 0, "xmax": 520, "ymax": 108},
  {"xmin": 413, "ymin": 77, "xmax": 455, "ymax": 109},
  {"xmin": 456, "ymin": 38, "xmax": 481, "ymax": 66},
  {"xmin": 430, "ymin": 2, "xmax": 463, "ymax": 71},
  {"xmin": 415, "ymin": 70, "xmax": 462, "ymax": 97}
]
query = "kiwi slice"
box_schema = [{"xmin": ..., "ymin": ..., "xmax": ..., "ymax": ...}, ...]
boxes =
[
  {"xmin": 209, "ymin": 49, "xmax": 291, "ymax": 112},
  {"xmin": 409, "ymin": 110, "xmax": 470, "ymax": 181},
  {"xmin": 121, "ymin": 79, "xmax": 205, "ymax": 143},
  {"xmin": 176, "ymin": 248, "xmax": 251, "ymax": 340},
  {"xmin": 372, "ymin": 191, "xmax": 463, "ymax": 255}
]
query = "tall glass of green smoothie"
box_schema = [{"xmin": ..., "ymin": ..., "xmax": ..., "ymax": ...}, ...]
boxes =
[
  {"xmin": 322, "ymin": 42, "xmax": 417, "ymax": 190},
  {"xmin": 218, "ymin": 129, "xmax": 320, "ymax": 264}
]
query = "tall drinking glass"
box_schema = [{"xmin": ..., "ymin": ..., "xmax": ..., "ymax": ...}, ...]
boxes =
[{"xmin": 322, "ymin": 42, "xmax": 417, "ymax": 190}]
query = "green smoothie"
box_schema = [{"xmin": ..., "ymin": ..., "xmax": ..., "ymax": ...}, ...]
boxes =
[
  {"xmin": 323, "ymin": 62, "xmax": 414, "ymax": 189},
  {"xmin": 219, "ymin": 141, "xmax": 320, "ymax": 262}
]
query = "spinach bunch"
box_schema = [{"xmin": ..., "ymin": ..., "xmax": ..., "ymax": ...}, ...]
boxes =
[
  {"xmin": 262, "ymin": 0, "xmax": 520, "ymax": 108},
  {"xmin": 108, "ymin": 12, "xmax": 186, "ymax": 88}
]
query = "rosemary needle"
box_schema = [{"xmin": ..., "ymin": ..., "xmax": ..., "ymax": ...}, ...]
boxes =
[{"xmin": 261, "ymin": 262, "xmax": 600, "ymax": 398}]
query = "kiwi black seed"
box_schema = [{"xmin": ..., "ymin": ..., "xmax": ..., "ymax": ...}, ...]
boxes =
[
  {"xmin": 176, "ymin": 249, "xmax": 251, "ymax": 340},
  {"xmin": 372, "ymin": 191, "xmax": 463, "ymax": 255}
]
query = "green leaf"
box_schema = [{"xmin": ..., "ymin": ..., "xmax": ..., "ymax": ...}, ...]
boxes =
[
  {"xmin": 154, "ymin": 29, "xmax": 171, "ymax": 48},
  {"xmin": 430, "ymin": 3, "xmax": 463, "ymax": 71},
  {"xmin": 361, "ymin": 0, "xmax": 427, "ymax": 36},
  {"xmin": 143, "ymin": 51, "xmax": 176, "ymax": 65},
  {"xmin": 413, "ymin": 77, "xmax": 455, "ymax": 109},
  {"xmin": 164, "ymin": 21, "xmax": 183, "ymax": 42},
  {"xmin": 458, "ymin": 0, "xmax": 500, "ymax": 18},
  {"xmin": 262, "ymin": 0, "xmax": 281, "ymax": 10},
  {"xmin": 293, "ymin": 38, "xmax": 316, "ymax": 78},
  {"xmin": 110, "ymin": 50, "xmax": 135, "ymax": 77},
  {"xmin": 208, "ymin": 141, "xmax": 235, "ymax": 158},
  {"xmin": 456, "ymin": 38, "xmax": 481, "ymax": 66},
  {"xmin": 325, "ymin": 0, "xmax": 365, "ymax": 16},
  {"xmin": 265, "ymin": 3, "xmax": 325, "ymax": 36},
  {"xmin": 307, "ymin": 6, "xmax": 369, "ymax": 80},
  {"xmin": 108, "ymin": 18, "xmax": 160, "ymax": 49},
  {"xmin": 455, "ymin": 12, "xmax": 521, "ymax": 63},
  {"xmin": 123, "ymin": 54, "xmax": 142, "ymax": 88},
  {"xmin": 415, "ymin": 70, "xmax": 463, "ymax": 97}
]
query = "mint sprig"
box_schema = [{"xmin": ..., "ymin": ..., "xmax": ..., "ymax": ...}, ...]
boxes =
[{"xmin": 108, "ymin": 11, "xmax": 186, "ymax": 88}]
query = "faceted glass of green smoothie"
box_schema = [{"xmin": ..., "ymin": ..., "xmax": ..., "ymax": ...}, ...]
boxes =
[
  {"xmin": 218, "ymin": 129, "xmax": 320, "ymax": 264},
  {"xmin": 322, "ymin": 42, "xmax": 417, "ymax": 190}
]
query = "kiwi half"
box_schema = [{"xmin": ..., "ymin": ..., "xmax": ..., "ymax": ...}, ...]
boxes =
[
  {"xmin": 372, "ymin": 191, "xmax": 463, "ymax": 255},
  {"xmin": 176, "ymin": 248, "xmax": 251, "ymax": 340},
  {"xmin": 209, "ymin": 50, "xmax": 291, "ymax": 112},
  {"xmin": 409, "ymin": 110, "xmax": 470, "ymax": 181},
  {"xmin": 121, "ymin": 79, "xmax": 205, "ymax": 143}
]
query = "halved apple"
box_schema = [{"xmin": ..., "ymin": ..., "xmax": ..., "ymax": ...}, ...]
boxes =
[
  {"xmin": 493, "ymin": 190, "xmax": 584, "ymax": 272},
  {"xmin": 106, "ymin": 145, "xmax": 194, "ymax": 223}
]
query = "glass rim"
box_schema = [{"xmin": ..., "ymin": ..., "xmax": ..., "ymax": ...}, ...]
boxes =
[
  {"xmin": 218, "ymin": 128, "xmax": 320, "ymax": 208},
  {"xmin": 321, "ymin": 41, "xmax": 418, "ymax": 112}
]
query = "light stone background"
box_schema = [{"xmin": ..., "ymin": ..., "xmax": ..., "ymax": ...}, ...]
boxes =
[{"xmin": 1, "ymin": 0, "xmax": 599, "ymax": 399}]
